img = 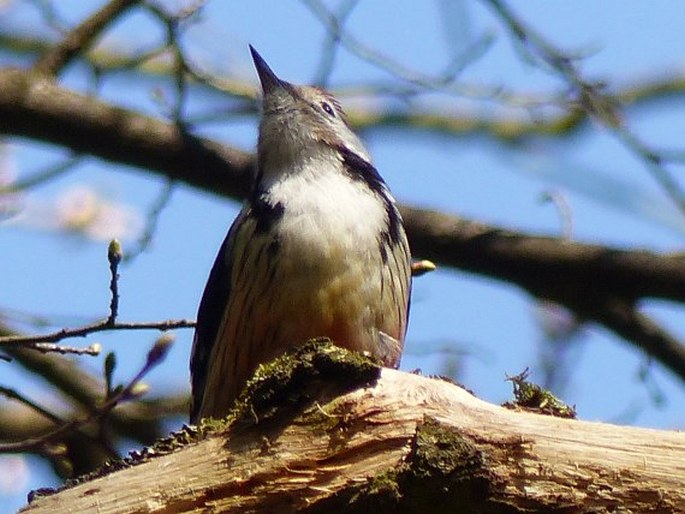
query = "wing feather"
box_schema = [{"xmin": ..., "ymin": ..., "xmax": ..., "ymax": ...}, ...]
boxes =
[{"xmin": 189, "ymin": 209, "xmax": 249, "ymax": 422}]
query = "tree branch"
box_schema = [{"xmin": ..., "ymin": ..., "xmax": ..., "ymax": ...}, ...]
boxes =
[
  {"xmin": 403, "ymin": 206, "xmax": 685, "ymax": 378},
  {"xmin": 402, "ymin": 206, "xmax": 685, "ymax": 305},
  {"xmin": 0, "ymin": 334, "xmax": 172, "ymax": 454},
  {"xmin": 0, "ymin": 325, "xmax": 184, "ymax": 445},
  {"xmin": 20, "ymin": 344, "xmax": 685, "ymax": 513},
  {"xmin": 592, "ymin": 298, "xmax": 685, "ymax": 377},
  {"xmin": 0, "ymin": 319, "xmax": 194, "ymax": 347},
  {"xmin": 0, "ymin": 68, "xmax": 254, "ymax": 199},
  {"xmin": 32, "ymin": 0, "xmax": 143, "ymax": 76}
]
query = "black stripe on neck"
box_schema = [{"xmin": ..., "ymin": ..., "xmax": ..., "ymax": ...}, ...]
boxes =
[
  {"xmin": 251, "ymin": 185, "xmax": 285, "ymax": 233},
  {"xmin": 336, "ymin": 145, "xmax": 387, "ymax": 197},
  {"xmin": 337, "ymin": 145, "xmax": 403, "ymax": 245}
]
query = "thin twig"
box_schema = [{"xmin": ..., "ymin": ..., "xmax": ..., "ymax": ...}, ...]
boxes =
[
  {"xmin": 124, "ymin": 180, "xmax": 176, "ymax": 263},
  {"xmin": 0, "ymin": 319, "xmax": 194, "ymax": 347},
  {"xmin": 312, "ymin": 0, "xmax": 360, "ymax": 87},
  {"xmin": 30, "ymin": 342, "xmax": 102, "ymax": 356},
  {"xmin": 482, "ymin": 0, "xmax": 685, "ymax": 216},
  {"xmin": 142, "ymin": 1, "xmax": 208, "ymax": 127},
  {"xmin": 301, "ymin": 0, "xmax": 508, "ymax": 99},
  {"xmin": 0, "ymin": 332, "xmax": 188, "ymax": 445},
  {"xmin": 0, "ymin": 386, "xmax": 65, "ymax": 425},
  {"xmin": 25, "ymin": 0, "xmax": 69, "ymax": 35},
  {"xmin": 107, "ymin": 239, "xmax": 122, "ymax": 324},
  {"xmin": 33, "ymin": 0, "xmax": 143, "ymax": 76},
  {"xmin": 0, "ymin": 334, "xmax": 173, "ymax": 453},
  {"xmin": 540, "ymin": 190, "xmax": 573, "ymax": 240},
  {"xmin": 4, "ymin": 155, "xmax": 82, "ymax": 192},
  {"xmin": 0, "ymin": 385, "xmax": 117, "ymax": 455}
]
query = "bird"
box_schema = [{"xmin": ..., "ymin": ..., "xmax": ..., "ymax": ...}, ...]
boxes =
[{"xmin": 189, "ymin": 46, "xmax": 412, "ymax": 422}]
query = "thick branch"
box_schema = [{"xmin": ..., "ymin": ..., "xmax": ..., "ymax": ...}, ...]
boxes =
[
  {"xmin": 0, "ymin": 68, "xmax": 254, "ymax": 198},
  {"xmin": 20, "ymin": 347, "xmax": 685, "ymax": 513},
  {"xmin": 402, "ymin": 206, "xmax": 685, "ymax": 305},
  {"xmin": 403, "ymin": 207, "xmax": 685, "ymax": 377}
]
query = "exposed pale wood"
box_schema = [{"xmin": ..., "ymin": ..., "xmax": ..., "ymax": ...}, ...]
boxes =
[{"xmin": 21, "ymin": 368, "xmax": 685, "ymax": 513}]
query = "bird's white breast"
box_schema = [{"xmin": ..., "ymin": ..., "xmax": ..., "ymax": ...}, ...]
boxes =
[
  {"xmin": 265, "ymin": 154, "xmax": 388, "ymax": 264},
  {"xmin": 259, "ymin": 151, "xmax": 391, "ymax": 351}
]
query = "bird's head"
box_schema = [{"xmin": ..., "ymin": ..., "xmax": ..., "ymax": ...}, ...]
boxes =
[{"xmin": 250, "ymin": 46, "xmax": 370, "ymax": 180}]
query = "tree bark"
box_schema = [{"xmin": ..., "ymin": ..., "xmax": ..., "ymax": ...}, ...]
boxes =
[{"xmin": 20, "ymin": 343, "xmax": 685, "ymax": 513}]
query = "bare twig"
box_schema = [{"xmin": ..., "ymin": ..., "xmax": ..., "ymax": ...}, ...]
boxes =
[
  {"xmin": 0, "ymin": 385, "xmax": 116, "ymax": 455},
  {"xmin": 482, "ymin": 0, "xmax": 685, "ymax": 216},
  {"xmin": 311, "ymin": 0, "xmax": 360, "ymax": 87},
  {"xmin": 1, "ymin": 323, "xmax": 187, "ymax": 449},
  {"xmin": 106, "ymin": 239, "xmax": 122, "ymax": 324},
  {"xmin": 33, "ymin": 0, "xmax": 143, "ymax": 76},
  {"xmin": 25, "ymin": 0, "xmax": 69, "ymax": 35},
  {"xmin": 302, "ymin": 0, "xmax": 458, "ymax": 90},
  {"xmin": 0, "ymin": 319, "xmax": 194, "ymax": 348},
  {"xmin": 540, "ymin": 190, "xmax": 573, "ymax": 240},
  {"xmin": 4, "ymin": 155, "xmax": 82, "ymax": 192},
  {"xmin": 302, "ymin": 0, "xmax": 556, "ymax": 108},
  {"xmin": 0, "ymin": 235, "xmax": 193, "ymax": 351},
  {"xmin": 0, "ymin": 386, "xmax": 65, "ymax": 426},
  {"xmin": 30, "ymin": 342, "xmax": 101, "ymax": 356},
  {"xmin": 141, "ymin": 2, "xmax": 208, "ymax": 126},
  {"xmin": 124, "ymin": 180, "xmax": 176, "ymax": 263},
  {"xmin": 0, "ymin": 334, "xmax": 174, "ymax": 453}
]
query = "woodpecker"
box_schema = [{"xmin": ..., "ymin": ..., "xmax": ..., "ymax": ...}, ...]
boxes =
[{"xmin": 190, "ymin": 46, "xmax": 411, "ymax": 422}]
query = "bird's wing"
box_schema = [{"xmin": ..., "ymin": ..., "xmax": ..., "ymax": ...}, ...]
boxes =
[{"xmin": 189, "ymin": 208, "xmax": 249, "ymax": 422}]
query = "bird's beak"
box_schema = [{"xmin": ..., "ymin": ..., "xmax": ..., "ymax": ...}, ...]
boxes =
[{"xmin": 250, "ymin": 45, "xmax": 284, "ymax": 95}]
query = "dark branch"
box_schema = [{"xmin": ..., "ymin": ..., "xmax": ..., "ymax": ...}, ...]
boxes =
[
  {"xmin": 402, "ymin": 206, "xmax": 685, "ymax": 380},
  {"xmin": 591, "ymin": 298, "xmax": 685, "ymax": 379},
  {"xmin": 0, "ymin": 68, "xmax": 254, "ymax": 199},
  {"xmin": 401, "ymin": 206, "xmax": 685, "ymax": 305}
]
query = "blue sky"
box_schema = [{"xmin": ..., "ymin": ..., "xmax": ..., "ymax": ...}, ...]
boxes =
[{"xmin": 2, "ymin": 1, "xmax": 685, "ymax": 510}]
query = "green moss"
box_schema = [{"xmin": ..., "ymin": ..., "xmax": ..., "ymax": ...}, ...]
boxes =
[
  {"xmin": 407, "ymin": 417, "xmax": 485, "ymax": 481},
  {"xmin": 309, "ymin": 417, "xmax": 499, "ymax": 514},
  {"xmin": 503, "ymin": 369, "xmax": 577, "ymax": 419},
  {"xmin": 228, "ymin": 338, "xmax": 381, "ymax": 432},
  {"xmin": 347, "ymin": 470, "xmax": 403, "ymax": 510}
]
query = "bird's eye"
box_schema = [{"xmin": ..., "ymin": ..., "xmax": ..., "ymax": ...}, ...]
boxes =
[{"xmin": 321, "ymin": 101, "xmax": 336, "ymax": 117}]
